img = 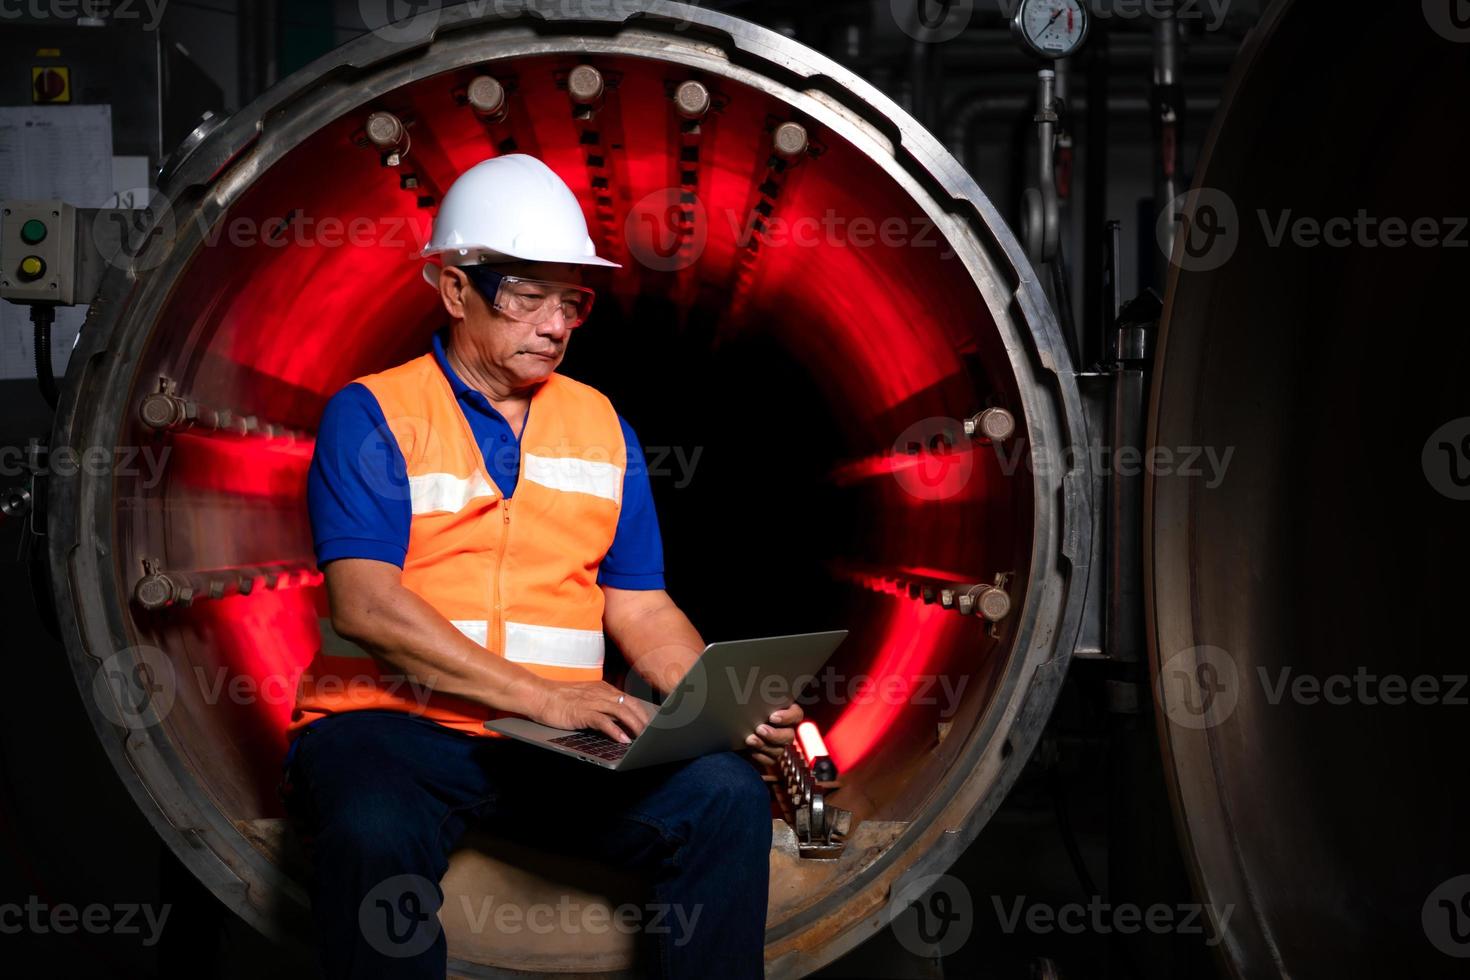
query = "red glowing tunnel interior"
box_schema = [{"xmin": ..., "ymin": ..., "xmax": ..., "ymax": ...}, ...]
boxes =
[{"xmin": 115, "ymin": 52, "xmax": 1033, "ymax": 825}]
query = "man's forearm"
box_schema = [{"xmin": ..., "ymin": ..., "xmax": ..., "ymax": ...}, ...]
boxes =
[
  {"xmin": 615, "ymin": 598, "xmax": 705, "ymax": 696},
  {"xmin": 330, "ymin": 579, "xmax": 543, "ymax": 714}
]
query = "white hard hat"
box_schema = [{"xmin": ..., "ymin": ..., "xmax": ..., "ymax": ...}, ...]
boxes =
[{"xmin": 420, "ymin": 154, "xmax": 620, "ymax": 285}]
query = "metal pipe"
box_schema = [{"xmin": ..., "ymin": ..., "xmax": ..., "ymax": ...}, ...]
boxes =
[
  {"xmin": 1082, "ymin": 31, "xmax": 1111, "ymax": 370},
  {"xmin": 1022, "ymin": 69, "xmax": 1060, "ymax": 265},
  {"xmin": 1150, "ymin": 2, "xmax": 1183, "ymax": 287}
]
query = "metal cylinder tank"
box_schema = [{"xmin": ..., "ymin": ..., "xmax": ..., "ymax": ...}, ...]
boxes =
[
  {"xmin": 1147, "ymin": 0, "xmax": 1470, "ymax": 976},
  {"xmin": 47, "ymin": 2, "xmax": 1090, "ymax": 976}
]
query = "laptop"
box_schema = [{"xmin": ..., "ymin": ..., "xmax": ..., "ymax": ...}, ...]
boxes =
[{"xmin": 484, "ymin": 630, "xmax": 847, "ymax": 771}]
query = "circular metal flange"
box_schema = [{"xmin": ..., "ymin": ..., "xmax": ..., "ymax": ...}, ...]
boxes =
[{"xmin": 47, "ymin": 3, "xmax": 1092, "ymax": 976}]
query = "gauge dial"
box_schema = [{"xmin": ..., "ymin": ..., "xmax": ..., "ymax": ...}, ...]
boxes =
[{"xmin": 1012, "ymin": 0, "xmax": 1089, "ymax": 60}]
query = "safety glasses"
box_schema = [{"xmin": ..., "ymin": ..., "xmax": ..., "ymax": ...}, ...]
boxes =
[{"xmin": 463, "ymin": 268, "xmax": 596, "ymax": 328}]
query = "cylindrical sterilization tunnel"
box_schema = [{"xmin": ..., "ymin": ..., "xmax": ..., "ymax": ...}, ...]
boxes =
[
  {"xmin": 48, "ymin": 2, "xmax": 1090, "ymax": 976},
  {"xmin": 1145, "ymin": 1, "xmax": 1470, "ymax": 975}
]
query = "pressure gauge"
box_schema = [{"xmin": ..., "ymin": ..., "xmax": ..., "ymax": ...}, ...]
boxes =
[{"xmin": 1011, "ymin": 0, "xmax": 1089, "ymax": 60}]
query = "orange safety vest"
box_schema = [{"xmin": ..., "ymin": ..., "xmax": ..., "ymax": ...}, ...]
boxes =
[{"xmin": 290, "ymin": 352, "xmax": 626, "ymax": 736}]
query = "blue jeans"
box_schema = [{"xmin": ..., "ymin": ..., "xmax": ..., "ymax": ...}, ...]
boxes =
[{"xmin": 281, "ymin": 709, "xmax": 772, "ymax": 979}]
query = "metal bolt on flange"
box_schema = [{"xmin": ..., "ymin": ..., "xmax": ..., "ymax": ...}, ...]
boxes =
[
  {"xmin": 365, "ymin": 111, "xmax": 409, "ymax": 165},
  {"xmin": 773, "ymin": 121, "xmax": 808, "ymax": 159},
  {"xmin": 965, "ymin": 584, "xmax": 1012, "ymax": 622},
  {"xmin": 138, "ymin": 392, "xmax": 191, "ymax": 430},
  {"xmin": 568, "ymin": 65, "xmax": 605, "ymax": 105},
  {"xmin": 466, "ymin": 75, "xmax": 507, "ymax": 117},
  {"xmin": 964, "ymin": 407, "xmax": 1016, "ymax": 442},
  {"xmin": 365, "ymin": 111, "xmax": 405, "ymax": 148},
  {"xmin": 674, "ymin": 80, "xmax": 711, "ymax": 119},
  {"xmin": 134, "ymin": 572, "xmax": 192, "ymax": 610}
]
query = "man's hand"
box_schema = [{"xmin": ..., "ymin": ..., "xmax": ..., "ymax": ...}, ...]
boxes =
[
  {"xmin": 742, "ymin": 703, "xmax": 804, "ymax": 767},
  {"xmin": 518, "ymin": 676, "xmax": 653, "ymax": 744}
]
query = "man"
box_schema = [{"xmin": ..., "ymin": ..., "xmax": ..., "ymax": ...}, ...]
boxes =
[{"xmin": 282, "ymin": 154, "xmax": 802, "ymax": 979}]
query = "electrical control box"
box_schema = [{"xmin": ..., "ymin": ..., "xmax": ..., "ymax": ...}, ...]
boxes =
[{"xmin": 1, "ymin": 201, "xmax": 78, "ymax": 306}]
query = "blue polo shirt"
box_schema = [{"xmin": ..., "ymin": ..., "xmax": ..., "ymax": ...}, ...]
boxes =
[{"xmin": 306, "ymin": 327, "xmax": 665, "ymax": 589}]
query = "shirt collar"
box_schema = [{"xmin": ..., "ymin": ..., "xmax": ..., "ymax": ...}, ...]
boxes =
[
  {"xmin": 431, "ymin": 327, "xmax": 477, "ymax": 402},
  {"xmin": 432, "ymin": 327, "xmax": 552, "ymax": 416}
]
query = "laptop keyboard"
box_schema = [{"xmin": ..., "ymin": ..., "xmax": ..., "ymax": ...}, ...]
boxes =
[{"xmin": 549, "ymin": 730, "xmax": 632, "ymax": 761}]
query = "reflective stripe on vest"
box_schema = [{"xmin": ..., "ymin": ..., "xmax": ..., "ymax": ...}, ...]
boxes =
[{"xmin": 291, "ymin": 354, "xmax": 626, "ymax": 736}]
